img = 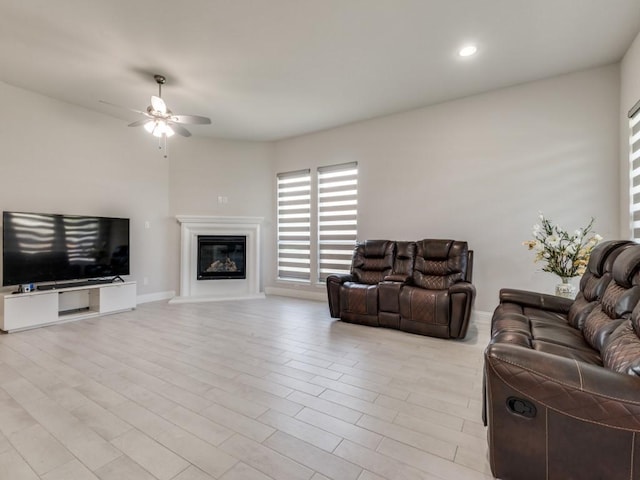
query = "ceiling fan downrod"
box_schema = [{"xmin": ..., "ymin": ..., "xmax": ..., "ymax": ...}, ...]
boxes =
[{"xmin": 154, "ymin": 74, "xmax": 166, "ymax": 98}]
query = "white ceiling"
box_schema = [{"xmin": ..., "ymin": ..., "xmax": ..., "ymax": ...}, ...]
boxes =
[{"xmin": 2, "ymin": 0, "xmax": 640, "ymax": 141}]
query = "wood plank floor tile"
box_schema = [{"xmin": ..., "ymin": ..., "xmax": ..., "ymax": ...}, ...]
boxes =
[
  {"xmin": 41, "ymin": 459, "xmax": 100, "ymax": 480},
  {"xmin": 295, "ymin": 407, "xmax": 383, "ymax": 450},
  {"xmin": 264, "ymin": 431, "xmax": 362, "ymax": 479},
  {"xmin": 0, "ymin": 296, "xmax": 492, "ymax": 479},
  {"xmin": 8, "ymin": 424, "xmax": 75, "ymax": 476},
  {"xmin": 219, "ymin": 433, "xmax": 314, "ymax": 480},
  {"xmin": 0, "ymin": 449, "xmax": 40, "ymax": 480},
  {"xmin": 258, "ymin": 409, "xmax": 342, "ymax": 452},
  {"xmin": 109, "ymin": 428, "xmax": 189, "ymax": 480}
]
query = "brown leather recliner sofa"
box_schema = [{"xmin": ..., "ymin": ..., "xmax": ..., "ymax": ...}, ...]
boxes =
[
  {"xmin": 326, "ymin": 239, "xmax": 476, "ymax": 339},
  {"xmin": 484, "ymin": 240, "xmax": 640, "ymax": 480}
]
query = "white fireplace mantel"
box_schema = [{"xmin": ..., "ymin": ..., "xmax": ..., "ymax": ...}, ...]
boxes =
[{"xmin": 169, "ymin": 215, "xmax": 265, "ymax": 304}]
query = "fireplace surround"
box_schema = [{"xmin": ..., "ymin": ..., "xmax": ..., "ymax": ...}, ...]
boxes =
[{"xmin": 170, "ymin": 216, "xmax": 264, "ymax": 303}]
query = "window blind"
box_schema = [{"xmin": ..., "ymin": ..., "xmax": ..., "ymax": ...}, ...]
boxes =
[
  {"xmin": 630, "ymin": 101, "xmax": 640, "ymax": 241},
  {"xmin": 277, "ymin": 169, "xmax": 311, "ymax": 281},
  {"xmin": 317, "ymin": 162, "xmax": 358, "ymax": 282}
]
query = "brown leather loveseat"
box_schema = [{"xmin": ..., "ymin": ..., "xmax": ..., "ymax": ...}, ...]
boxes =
[
  {"xmin": 484, "ymin": 240, "xmax": 640, "ymax": 479},
  {"xmin": 327, "ymin": 239, "xmax": 475, "ymax": 339}
]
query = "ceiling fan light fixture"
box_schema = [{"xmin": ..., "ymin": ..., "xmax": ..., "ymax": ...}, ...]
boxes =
[
  {"xmin": 150, "ymin": 120, "xmax": 174, "ymax": 138},
  {"xmin": 143, "ymin": 120, "xmax": 155, "ymax": 133},
  {"xmin": 164, "ymin": 125, "xmax": 175, "ymax": 138}
]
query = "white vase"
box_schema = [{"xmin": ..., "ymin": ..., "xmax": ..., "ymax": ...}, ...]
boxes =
[{"xmin": 555, "ymin": 277, "xmax": 576, "ymax": 299}]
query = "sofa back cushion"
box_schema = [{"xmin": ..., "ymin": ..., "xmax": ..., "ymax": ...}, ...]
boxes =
[
  {"xmin": 582, "ymin": 241, "xmax": 633, "ymax": 300},
  {"xmin": 351, "ymin": 240, "xmax": 394, "ymax": 285},
  {"xmin": 392, "ymin": 241, "xmax": 416, "ymax": 278},
  {"xmin": 567, "ymin": 241, "xmax": 634, "ymax": 329},
  {"xmin": 602, "ymin": 304, "xmax": 640, "ymax": 377},
  {"xmin": 412, "ymin": 240, "xmax": 468, "ymax": 290},
  {"xmin": 583, "ymin": 245, "xmax": 640, "ymax": 352}
]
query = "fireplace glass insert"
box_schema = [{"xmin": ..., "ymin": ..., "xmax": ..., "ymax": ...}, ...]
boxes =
[{"xmin": 197, "ymin": 235, "xmax": 246, "ymax": 280}]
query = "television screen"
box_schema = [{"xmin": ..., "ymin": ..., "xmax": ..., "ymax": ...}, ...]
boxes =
[{"xmin": 2, "ymin": 211, "xmax": 130, "ymax": 286}]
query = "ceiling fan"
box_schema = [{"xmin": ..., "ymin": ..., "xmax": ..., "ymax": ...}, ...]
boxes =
[{"xmin": 101, "ymin": 74, "xmax": 211, "ymax": 157}]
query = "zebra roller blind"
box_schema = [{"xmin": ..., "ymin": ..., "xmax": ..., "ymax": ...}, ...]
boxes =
[
  {"xmin": 630, "ymin": 100, "xmax": 640, "ymax": 241},
  {"xmin": 317, "ymin": 162, "xmax": 358, "ymax": 282},
  {"xmin": 277, "ymin": 169, "xmax": 311, "ymax": 281}
]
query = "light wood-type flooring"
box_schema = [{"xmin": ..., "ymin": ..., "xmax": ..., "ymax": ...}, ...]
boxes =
[{"xmin": 0, "ymin": 296, "xmax": 493, "ymax": 480}]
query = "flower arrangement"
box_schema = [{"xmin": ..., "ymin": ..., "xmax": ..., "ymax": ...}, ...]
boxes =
[{"xmin": 523, "ymin": 212, "xmax": 602, "ymax": 280}]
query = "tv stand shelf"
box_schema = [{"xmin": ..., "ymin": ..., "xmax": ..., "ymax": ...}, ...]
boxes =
[{"xmin": 0, "ymin": 281, "xmax": 136, "ymax": 332}]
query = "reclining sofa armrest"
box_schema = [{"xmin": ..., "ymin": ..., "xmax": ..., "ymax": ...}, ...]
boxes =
[
  {"xmin": 326, "ymin": 274, "xmax": 354, "ymax": 318},
  {"xmin": 449, "ymin": 282, "xmax": 476, "ymax": 339},
  {"xmin": 484, "ymin": 342, "xmax": 640, "ymax": 478},
  {"xmin": 383, "ymin": 273, "xmax": 412, "ymax": 283},
  {"xmin": 499, "ymin": 288, "xmax": 572, "ymax": 314},
  {"xmin": 485, "ymin": 342, "xmax": 640, "ymax": 429}
]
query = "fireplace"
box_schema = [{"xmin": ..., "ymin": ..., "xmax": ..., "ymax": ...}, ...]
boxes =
[
  {"xmin": 172, "ymin": 215, "xmax": 263, "ymax": 303},
  {"xmin": 197, "ymin": 235, "xmax": 246, "ymax": 280}
]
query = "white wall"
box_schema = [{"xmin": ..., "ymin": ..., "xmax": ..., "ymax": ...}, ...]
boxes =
[
  {"xmin": 168, "ymin": 137, "xmax": 274, "ymax": 292},
  {"xmin": 270, "ymin": 65, "xmax": 621, "ymax": 312},
  {"xmin": 620, "ymin": 31, "xmax": 640, "ymax": 239},
  {"xmin": 0, "ymin": 81, "xmax": 173, "ymax": 298}
]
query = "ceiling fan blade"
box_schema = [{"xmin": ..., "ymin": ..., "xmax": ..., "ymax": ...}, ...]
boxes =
[
  {"xmin": 167, "ymin": 122, "xmax": 192, "ymax": 137},
  {"xmin": 151, "ymin": 95, "xmax": 167, "ymax": 114},
  {"xmin": 171, "ymin": 114, "xmax": 211, "ymax": 125},
  {"xmin": 99, "ymin": 100, "xmax": 148, "ymax": 116},
  {"xmin": 128, "ymin": 119, "xmax": 151, "ymax": 127}
]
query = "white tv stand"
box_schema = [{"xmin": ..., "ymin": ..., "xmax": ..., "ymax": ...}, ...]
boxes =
[{"xmin": 0, "ymin": 281, "xmax": 136, "ymax": 332}]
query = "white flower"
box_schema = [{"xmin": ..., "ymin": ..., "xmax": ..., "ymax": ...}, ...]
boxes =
[
  {"xmin": 547, "ymin": 234, "xmax": 560, "ymax": 247},
  {"xmin": 566, "ymin": 243, "xmax": 577, "ymax": 255},
  {"xmin": 532, "ymin": 224, "xmax": 541, "ymax": 234},
  {"xmin": 594, "ymin": 234, "xmax": 603, "ymax": 241},
  {"xmin": 574, "ymin": 229, "xmax": 582, "ymax": 238}
]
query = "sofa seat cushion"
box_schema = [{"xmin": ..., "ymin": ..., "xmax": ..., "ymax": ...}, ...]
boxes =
[
  {"xmin": 524, "ymin": 308, "xmax": 569, "ymax": 324},
  {"xmin": 491, "ymin": 311, "xmax": 596, "ymax": 354},
  {"xmin": 491, "ymin": 314, "xmax": 530, "ymax": 337},
  {"xmin": 532, "ymin": 340, "xmax": 603, "ymax": 365},
  {"xmin": 340, "ymin": 282, "xmax": 379, "ymax": 326},
  {"xmin": 493, "ymin": 303, "xmax": 569, "ymax": 328},
  {"xmin": 399, "ymin": 287, "xmax": 449, "ymax": 324},
  {"xmin": 399, "ymin": 286, "xmax": 451, "ymax": 337},
  {"xmin": 529, "ymin": 322, "xmax": 594, "ymax": 351}
]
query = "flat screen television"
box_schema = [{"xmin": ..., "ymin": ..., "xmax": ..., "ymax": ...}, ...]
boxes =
[{"xmin": 2, "ymin": 211, "xmax": 130, "ymax": 286}]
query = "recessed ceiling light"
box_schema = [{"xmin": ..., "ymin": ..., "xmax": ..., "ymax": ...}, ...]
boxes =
[{"xmin": 458, "ymin": 45, "xmax": 477, "ymax": 57}]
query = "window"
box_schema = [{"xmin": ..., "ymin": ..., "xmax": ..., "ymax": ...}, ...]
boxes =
[
  {"xmin": 317, "ymin": 162, "xmax": 358, "ymax": 282},
  {"xmin": 277, "ymin": 169, "xmax": 311, "ymax": 281},
  {"xmin": 630, "ymin": 100, "xmax": 640, "ymax": 241}
]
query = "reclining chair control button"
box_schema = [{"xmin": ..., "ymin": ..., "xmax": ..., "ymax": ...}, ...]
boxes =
[{"xmin": 506, "ymin": 397, "xmax": 537, "ymax": 418}]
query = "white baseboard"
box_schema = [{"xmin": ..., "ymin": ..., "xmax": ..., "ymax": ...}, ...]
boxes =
[
  {"xmin": 169, "ymin": 293, "xmax": 266, "ymax": 304},
  {"xmin": 136, "ymin": 290, "xmax": 176, "ymax": 304},
  {"xmin": 265, "ymin": 286, "xmax": 326, "ymax": 302}
]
